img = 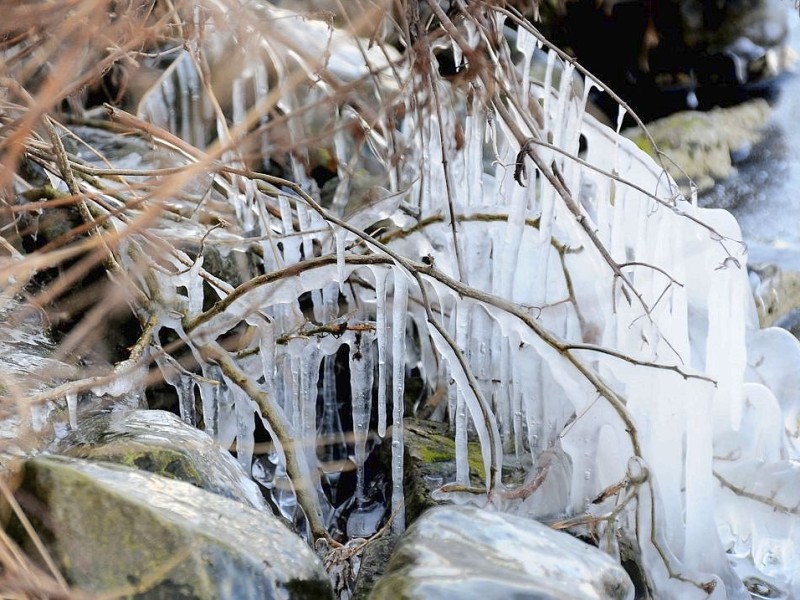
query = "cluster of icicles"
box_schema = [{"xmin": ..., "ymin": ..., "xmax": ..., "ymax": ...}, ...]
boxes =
[{"xmin": 95, "ymin": 2, "xmax": 800, "ymax": 598}]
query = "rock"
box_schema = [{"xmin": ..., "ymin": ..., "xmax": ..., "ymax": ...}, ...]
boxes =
[
  {"xmin": 54, "ymin": 409, "xmax": 268, "ymax": 511},
  {"xmin": 383, "ymin": 418, "xmax": 487, "ymax": 525},
  {"xmin": 624, "ymin": 99, "xmax": 772, "ymax": 193},
  {"xmin": 536, "ymin": 0, "xmax": 792, "ymax": 122},
  {"xmin": 9, "ymin": 455, "xmax": 332, "ymax": 599},
  {"xmin": 350, "ymin": 535, "xmax": 398, "ymax": 600},
  {"xmin": 368, "ymin": 505, "xmax": 634, "ymax": 600},
  {"xmin": 773, "ymin": 308, "xmax": 800, "ymax": 338},
  {"xmin": 748, "ymin": 263, "xmax": 800, "ymax": 328},
  {"xmin": 0, "ymin": 293, "xmax": 126, "ymax": 465}
]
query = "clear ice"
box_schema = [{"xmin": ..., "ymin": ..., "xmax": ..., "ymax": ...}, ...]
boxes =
[{"xmin": 114, "ymin": 3, "xmax": 800, "ymax": 598}]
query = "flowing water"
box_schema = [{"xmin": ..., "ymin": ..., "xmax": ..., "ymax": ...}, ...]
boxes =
[{"xmin": 703, "ymin": 7, "xmax": 800, "ymax": 270}]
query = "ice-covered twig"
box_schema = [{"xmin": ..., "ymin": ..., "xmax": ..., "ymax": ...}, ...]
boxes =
[
  {"xmin": 512, "ymin": 135, "xmax": 740, "ymax": 246},
  {"xmin": 713, "ymin": 470, "xmax": 800, "ymax": 514}
]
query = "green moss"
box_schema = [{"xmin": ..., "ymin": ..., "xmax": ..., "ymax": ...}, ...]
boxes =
[
  {"xmin": 10, "ymin": 457, "xmax": 199, "ymax": 595},
  {"xmin": 66, "ymin": 444, "xmax": 205, "ymax": 487},
  {"xmin": 417, "ymin": 433, "xmax": 486, "ymax": 478}
]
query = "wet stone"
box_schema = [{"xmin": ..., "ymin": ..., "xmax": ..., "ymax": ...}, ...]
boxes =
[
  {"xmin": 350, "ymin": 534, "xmax": 398, "ymax": 600},
  {"xmin": 54, "ymin": 409, "xmax": 268, "ymax": 511},
  {"xmin": 9, "ymin": 455, "xmax": 332, "ymax": 600},
  {"xmin": 369, "ymin": 505, "xmax": 634, "ymax": 600}
]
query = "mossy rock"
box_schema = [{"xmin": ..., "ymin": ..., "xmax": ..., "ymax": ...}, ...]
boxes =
[
  {"xmin": 9, "ymin": 455, "xmax": 332, "ymax": 599},
  {"xmin": 624, "ymin": 99, "xmax": 771, "ymax": 193},
  {"xmin": 55, "ymin": 410, "xmax": 267, "ymax": 511},
  {"xmin": 380, "ymin": 418, "xmax": 487, "ymax": 526}
]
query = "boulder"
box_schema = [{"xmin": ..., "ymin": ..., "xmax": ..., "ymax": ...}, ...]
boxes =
[
  {"xmin": 369, "ymin": 505, "xmax": 634, "ymax": 600},
  {"xmin": 9, "ymin": 455, "xmax": 332, "ymax": 599},
  {"xmin": 624, "ymin": 99, "xmax": 772, "ymax": 193},
  {"xmin": 55, "ymin": 409, "xmax": 267, "ymax": 511}
]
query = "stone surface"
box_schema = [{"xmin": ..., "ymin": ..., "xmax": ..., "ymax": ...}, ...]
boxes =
[
  {"xmin": 624, "ymin": 99, "xmax": 772, "ymax": 193},
  {"xmin": 369, "ymin": 505, "xmax": 634, "ymax": 600},
  {"xmin": 55, "ymin": 409, "xmax": 268, "ymax": 511},
  {"xmin": 10, "ymin": 455, "xmax": 332, "ymax": 599},
  {"xmin": 351, "ymin": 535, "xmax": 398, "ymax": 600},
  {"xmin": 748, "ymin": 263, "xmax": 800, "ymax": 328},
  {"xmin": 382, "ymin": 418, "xmax": 487, "ymax": 525}
]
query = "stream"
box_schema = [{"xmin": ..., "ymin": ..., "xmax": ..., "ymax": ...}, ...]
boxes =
[{"xmin": 702, "ymin": 6, "xmax": 800, "ymax": 271}]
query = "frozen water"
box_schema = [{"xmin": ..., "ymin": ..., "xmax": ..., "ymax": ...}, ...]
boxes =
[
  {"xmin": 346, "ymin": 501, "xmax": 385, "ymax": 539},
  {"xmin": 115, "ymin": 3, "xmax": 800, "ymax": 597}
]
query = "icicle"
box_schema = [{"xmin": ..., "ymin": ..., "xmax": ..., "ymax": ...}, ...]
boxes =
[
  {"xmin": 611, "ymin": 104, "xmax": 627, "ymax": 170},
  {"xmin": 278, "ymin": 195, "xmax": 298, "ymax": 265},
  {"xmin": 391, "ymin": 269, "xmax": 409, "ymax": 533},
  {"xmin": 321, "ymin": 282, "xmax": 340, "ymax": 324},
  {"xmin": 497, "ymin": 171, "xmax": 528, "ymax": 298},
  {"xmin": 155, "ymin": 353, "xmax": 196, "ymax": 425},
  {"xmin": 374, "ymin": 268, "xmax": 389, "ymax": 437},
  {"xmin": 427, "ymin": 318, "xmax": 501, "ymax": 493},
  {"xmin": 616, "ymin": 105, "xmax": 627, "ymax": 135},
  {"xmin": 235, "ymin": 390, "xmax": 255, "ymax": 474},
  {"xmin": 299, "ymin": 341, "xmax": 322, "ymax": 479},
  {"xmin": 65, "ymin": 391, "xmax": 77, "ymax": 430},
  {"xmin": 452, "ymin": 38, "xmax": 463, "ymax": 75},
  {"xmin": 198, "ymin": 364, "xmax": 221, "ymax": 440},
  {"xmin": 454, "ymin": 389, "xmax": 470, "ymax": 485},
  {"xmin": 496, "ymin": 332, "xmax": 513, "ymax": 454},
  {"xmin": 173, "ymin": 255, "xmax": 204, "ymax": 316},
  {"xmin": 163, "ymin": 69, "xmax": 178, "ymax": 136},
  {"xmin": 178, "ymin": 57, "xmax": 192, "ymax": 145},
  {"xmin": 178, "ymin": 378, "xmax": 196, "ymax": 426},
  {"xmin": 335, "ymin": 227, "xmax": 346, "ymax": 294},
  {"xmin": 454, "ymin": 305, "xmax": 470, "ymax": 486},
  {"xmin": 318, "ymin": 353, "xmax": 347, "ymax": 479},
  {"xmin": 350, "ymin": 333, "xmax": 374, "ymax": 504},
  {"xmin": 296, "ymin": 203, "xmax": 315, "ymax": 264},
  {"xmin": 541, "ymin": 49, "xmax": 557, "ymax": 127},
  {"xmin": 254, "ymin": 61, "xmax": 271, "ymax": 158},
  {"xmin": 464, "ymin": 106, "xmax": 484, "ymax": 208},
  {"xmin": 516, "ymin": 25, "xmax": 537, "ymax": 99}
]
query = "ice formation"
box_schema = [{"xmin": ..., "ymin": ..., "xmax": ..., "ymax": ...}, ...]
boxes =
[{"xmin": 87, "ymin": 1, "xmax": 800, "ymax": 598}]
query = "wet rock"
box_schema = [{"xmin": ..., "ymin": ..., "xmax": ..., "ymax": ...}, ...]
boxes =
[
  {"xmin": 369, "ymin": 505, "xmax": 634, "ymax": 600},
  {"xmin": 55, "ymin": 409, "xmax": 268, "ymax": 511},
  {"xmin": 538, "ymin": 0, "xmax": 792, "ymax": 123},
  {"xmin": 9, "ymin": 455, "xmax": 332, "ymax": 599},
  {"xmin": 0, "ymin": 294, "xmax": 89, "ymax": 463},
  {"xmin": 382, "ymin": 418, "xmax": 487, "ymax": 525},
  {"xmin": 748, "ymin": 263, "xmax": 800, "ymax": 327},
  {"xmin": 624, "ymin": 99, "xmax": 772, "ymax": 193},
  {"xmin": 773, "ymin": 308, "xmax": 800, "ymax": 338},
  {"xmin": 350, "ymin": 535, "xmax": 398, "ymax": 600},
  {"xmin": 0, "ymin": 295, "xmax": 75, "ymax": 398}
]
